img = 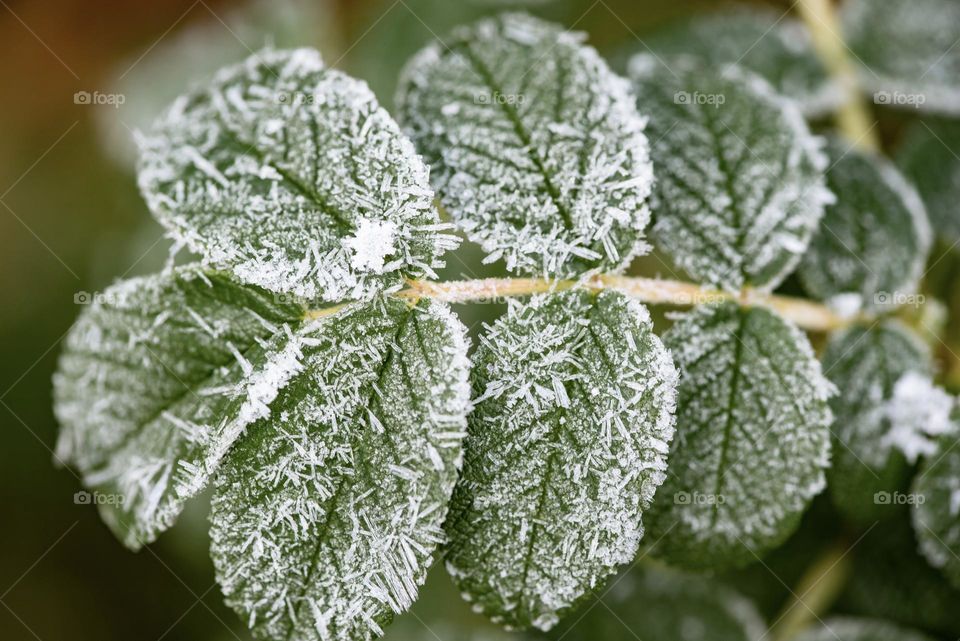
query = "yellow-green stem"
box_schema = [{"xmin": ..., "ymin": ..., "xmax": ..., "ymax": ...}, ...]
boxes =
[{"xmin": 796, "ymin": 0, "xmax": 879, "ymax": 151}]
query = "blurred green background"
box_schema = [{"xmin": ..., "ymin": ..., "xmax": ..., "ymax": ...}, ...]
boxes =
[{"xmin": 1, "ymin": 1, "xmax": 958, "ymax": 640}]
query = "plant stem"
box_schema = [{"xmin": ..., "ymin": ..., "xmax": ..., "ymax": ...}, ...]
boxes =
[
  {"xmin": 305, "ymin": 275, "xmax": 855, "ymax": 332},
  {"xmin": 796, "ymin": 0, "xmax": 879, "ymax": 151},
  {"xmin": 767, "ymin": 540, "xmax": 854, "ymax": 641}
]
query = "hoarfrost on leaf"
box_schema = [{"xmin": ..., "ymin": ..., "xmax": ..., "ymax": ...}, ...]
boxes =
[
  {"xmin": 444, "ymin": 290, "xmax": 677, "ymax": 631},
  {"xmin": 820, "ymin": 322, "xmax": 934, "ymax": 523},
  {"xmin": 897, "ymin": 119, "xmax": 960, "ymax": 243},
  {"xmin": 396, "ymin": 13, "xmax": 654, "ymax": 278},
  {"xmin": 799, "ymin": 138, "xmax": 931, "ymax": 311},
  {"xmin": 549, "ymin": 564, "xmax": 765, "ymax": 641},
  {"xmin": 639, "ymin": 6, "xmax": 841, "ymax": 117},
  {"xmin": 138, "ymin": 47, "xmax": 457, "ymax": 303},
  {"xmin": 882, "ymin": 372, "xmax": 956, "ymax": 465},
  {"xmin": 52, "ymin": 266, "xmax": 305, "ymax": 549},
  {"xmin": 645, "ymin": 302, "xmax": 833, "ymax": 569},
  {"xmin": 913, "ymin": 433, "xmax": 960, "ymax": 590},
  {"xmin": 209, "ymin": 298, "xmax": 471, "ymax": 641},
  {"xmin": 628, "ymin": 55, "xmax": 833, "ymax": 292},
  {"xmin": 843, "ymin": 0, "xmax": 960, "ymax": 116}
]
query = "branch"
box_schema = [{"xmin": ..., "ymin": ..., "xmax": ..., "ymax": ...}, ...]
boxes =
[
  {"xmin": 796, "ymin": 0, "xmax": 880, "ymax": 151},
  {"xmin": 305, "ymin": 276, "xmax": 854, "ymax": 332}
]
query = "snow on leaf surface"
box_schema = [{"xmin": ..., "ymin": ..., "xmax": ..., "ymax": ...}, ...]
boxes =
[
  {"xmin": 883, "ymin": 372, "xmax": 956, "ymax": 465},
  {"xmin": 52, "ymin": 266, "xmax": 305, "ymax": 549},
  {"xmin": 138, "ymin": 47, "xmax": 456, "ymax": 303},
  {"xmin": 843, "ymin": 0, "xmax": 960, "ymax": 116},
  {"xmin": 897, "ymin": 119, "xmax": 960, "ymax": 242},
  {"xmin": 913, "ymin": 432, "xmax": 960, "ymax": 590},
  {"xmin": 794, "ymin": 617, "xmax": 937, "ymax": 641},
  {"xmin": 645, "ymin": 302, "xmax": 832, "ymax": 570},
  {"xmin": 444, "ymin": 290, "xmax": 677, "ymax": 631},
  {"xmin": 209, "ymin": 298, "xmax": 471, "ymax": 641},
  {"xmin": 628, "ymin": 55, "xmax": 833, "ymax": 292},
  {"xmin": 799, "ymin": 138, "xmax": 931, "ymax": 313},
  {"xmin": 640, "ymin": 6, "xmax": 840, "ymax": 117},
  {"xmin": 548, "ymin": 564, "xmax": 765, "ymax": 641},
  {"xmin": 821, "ymin": 322, "xmax": 933, "ymax": 523},
  {"xmin": 396, "ymin": 13, "xmax": 654, "ymax": 277}
]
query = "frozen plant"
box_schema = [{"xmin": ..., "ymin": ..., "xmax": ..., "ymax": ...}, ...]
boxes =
[{"xmin": 54, "ymin": 3, "xmax": 960, "ymax": 641}]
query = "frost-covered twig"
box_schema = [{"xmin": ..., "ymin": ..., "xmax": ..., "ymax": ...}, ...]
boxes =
[
  {"xmin": 795, "ymin": 0, "xmax": 880, "ymax": 151},
  {"xmin": 305, "ymin": 276, "xmax": 855, "ymax": 332}
]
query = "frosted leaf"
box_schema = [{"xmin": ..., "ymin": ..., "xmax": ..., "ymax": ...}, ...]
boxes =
[
  {"xmin": 628, "ymin": 55, "xmax": 833, "ymax": 292},
  {"xmin": 209, "ymin": 298, "xmax": 471, "ymax": 641},
  {"xmin": 897, "ymin": 119, "xmax": 960, "ymax": 242},
  {"xmin": 640, "ymin": 6, "xmax": 841, "ymax": 117},
  {"xmin": 444, "ymin": 290, "xmax": 677, "ymax": 631},
  {"xmin": 52, "ymin": 266, "xmax": 305, "ymax": 549},
  {"xmin": 843, "ymin": 0, "xmax": 960, "ymax": 116},
  {"xmin": 799, "ymin": 138, "xmax": 931, "ymax": 312},
  {"xmin": 138, "ymin": 47, "xmax": 456, "ymax": 303},
  {"xmin": 913, "ymin": 433, "xmax": 960, "ymax": 590},
  {"xmin": 549, "ymin": 564, "xmax": 765, "ymax": 641},
  {"xmin": 795, "ymin": 617, "xmax": 937, "ymax": 641},
  {"xmin": 645, "ymin": 302, "xmax": 833, "ymax": 569},
  {"xmin": 883, "ymin": 372, "xmax": 956, "ymax": 464},
  {"xmin": 396, "ymin": 13, "xmax": 654, "ymax": 277},
  {"xmin": 821, "ymin": 322, "xmax": 934, "ymax": 523}
]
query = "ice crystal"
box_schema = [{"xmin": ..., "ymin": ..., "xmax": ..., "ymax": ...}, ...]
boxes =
[
  {"xmin": 883, "ymin": 372, "xmax": 956, "ymax": 464},
  {"xmin": 820, "ymin": 321, "xmax": 933, "ymax": 523},
  {"xmin": 799, "ymin": 138, "xmax": 931, "ymax": 311},
  {"xmin": 645, "ymin": 302, "xmax": 833, "ymax": 569},
  {"xmin": 628, "ymin": 55, "xmax": 833, "ymax": 292},
  {"xmin": 914, "ymin": 433, "xmax": 960, "ymax": 590},
  {"xmin": 209, "ymin": 298, "xmax": 471, "ymax": 641},
  {"xmin": 397, "ymin": 13, "xmax": 654, "ymax": 277},
  {"xmin": 138, "ymin": 47, "xmax": 457, "ymax": 303},
  {"xmin": 444, "ymin": 290, "xmax": 677, "ymax": 631},
  {"xmin": 53, "ymin": 266, "xmax": 305, "ymax": 548}
]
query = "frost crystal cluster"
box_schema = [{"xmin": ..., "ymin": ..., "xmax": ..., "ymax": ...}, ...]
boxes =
[{"xmin": 52, "ymin": 6, "xmax": 960, "ymax": 641}]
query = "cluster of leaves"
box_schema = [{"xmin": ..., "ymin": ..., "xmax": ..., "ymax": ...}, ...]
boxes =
[{"xmin": 55, "ymin": 2, "xmax": 960, "ymax": 641}]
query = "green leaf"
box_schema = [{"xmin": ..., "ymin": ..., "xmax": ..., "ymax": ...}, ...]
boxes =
[
  {"xmin": 897, "ymin": 119, "xmax": 960, "ymax": 242},
  {"xmin": 209, "ymin": 298, "xmax": 471, "ymax": 641},
  {"xmin": 396, "ymin": 13, "xmax": 655, "ymax": 278},
  {"xmin": 913, "ymin": 433, "xmax": 960, "ymax": 590},
  {"xmin": 444, "ymin": 290, "xmax": 678, "ymax": 631},
  {"xmin": 628, "ymin": 55, "xmax": 833, "ymax": 292},
  {"xmin": 821, "ymin": 321, "xmax": 933, "ymax": 523},
  {"xmin": 843, "ymin": 0, "xmax": 960, "ymax": 116},
  {"xmin": 138, "ymin": 47, "xmax": 456, "ymax": 303},
  {"xmin": 840, "ymin": 515, "xmax": 960, "ymax": 638},
  {"xmin": 794, "ymin": 617, "xmax": 937, "ymax": 641},
  {"xmin": 799, "ymin": 139, "xmax": 931, "ymax": 312},
  {"xmin": 645, "ymin": 302, "xmax": 832, "ymax": 569},
  {"xmin": 548, "ymin": 564, "xmax": 765, "ymax": 641},
  {"xmin": 641, "ymin": 6, "xmax": 839, "ymax": 117},
  {"xmin": 53, "ymin": 266, "xmax": 304, "ymax": 549}
]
